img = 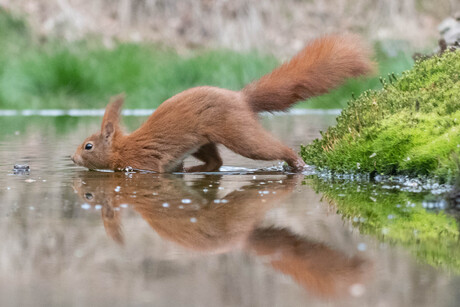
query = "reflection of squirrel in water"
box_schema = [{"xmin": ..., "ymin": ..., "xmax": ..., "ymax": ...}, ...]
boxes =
[
  {"xmin": 73, "ymin": 172, "xmax": 371, "ymax": 298},
  {"xmin": 71, "ymin": 34, "xmax": 374, "ymax": 173}
]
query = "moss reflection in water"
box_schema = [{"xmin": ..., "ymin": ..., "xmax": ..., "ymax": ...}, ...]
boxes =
[{"xmin": 307, "ymin": 176, "xmax": 460, "ymax": 273}]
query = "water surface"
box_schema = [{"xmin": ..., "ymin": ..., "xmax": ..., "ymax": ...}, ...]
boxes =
[{"xmin": 0, "ymin": 113, "xmax": 458, "ymax": 307}]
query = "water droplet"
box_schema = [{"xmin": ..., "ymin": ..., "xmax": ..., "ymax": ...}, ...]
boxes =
[
  {"xmin": 181, "ymin": 199, "xmax": 191, "ymax": 204},
  {"xmin": 81, "ymin": 203, "xmax": 91, "ymax": 210},
  {"xmin": 120, "ymin": 204, "xmax": 128, "ymax": 208},
  {"xmin": 190, "ymin": 217, "xmax": 197, "ymax": 223},
  {"xmin": 253, "ymin": 176, "xmax": 257, "ymax": 179},
  {"xmin": 162, "ymin": 202, "xmax": 169, "ymax": 208},
  {"xmin": 178, "ymin": 205, "xmax": 184, "ymax": 209},
  {"xmin": 29, "ymin": 206, "xmax": 35, "ymax": 211},
  {"xmin": 95, "ymin": 205, "xmax": 102, "ymax": 210},
  {"xmin": 203, "ymin": 188, "xmax": 208, "ymax": 192},
  {"xmin": 369, "ymin": 152, "xmax": 377, "ymax": 158},
  {"xmin": 357, "ymin": 243, "xmax": 367, "ymax": 251},
  {"xmin": 221, "ymin": 199, "xmax": 228, "ymax": 203},
  {"xmin": 152, "ymin": 192, "xmax": 158, "ymax": 195},
  {"xmin": 114, "ymin": 186, "xmax": 121, "ymax": 192},
  {"xmin": 214, "ymin": 199, "xmax": 221, "ymax": 204},
  {"xmin": 349, "ymin": 283, "xmax": 365, "ymax": 297},
  {"xmin": 218, "ymin": 187, "xmax": 224, "ymax": 190}
]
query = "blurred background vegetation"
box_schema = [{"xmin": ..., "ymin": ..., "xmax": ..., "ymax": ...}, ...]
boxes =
[{"xmin": 0, "ymin": 0, "xmax": 458, "ymax": 109}]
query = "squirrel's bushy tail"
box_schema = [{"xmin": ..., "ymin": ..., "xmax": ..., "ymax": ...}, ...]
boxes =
[{"xmin": 242, "ymin": 34, "xmax": 374, "ymax": 112}]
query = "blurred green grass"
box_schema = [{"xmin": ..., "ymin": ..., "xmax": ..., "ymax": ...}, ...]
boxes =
[{"xmin": 0, "ymin": 9, "xmax": 414, "ymax": 110}]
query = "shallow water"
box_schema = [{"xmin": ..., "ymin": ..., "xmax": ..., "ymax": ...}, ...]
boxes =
[{"xmin": 0, "ymin": 113, "xmax": 459, "ymax": 307}]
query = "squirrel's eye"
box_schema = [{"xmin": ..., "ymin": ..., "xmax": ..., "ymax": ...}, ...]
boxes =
[
  {"xmin": 85, "ymin": 143, "xmax": 93, "ymax": 150},
  {"xmin": 85, "ymin": 193, "xmax": 93, "ymax": 200}
]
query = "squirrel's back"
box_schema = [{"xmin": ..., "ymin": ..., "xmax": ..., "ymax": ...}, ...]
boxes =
[{"xmin": 242, "ymin": 34, "xmax": 374, "ymax": 112}]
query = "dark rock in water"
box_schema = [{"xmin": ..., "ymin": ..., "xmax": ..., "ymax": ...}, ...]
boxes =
[
  {"xmin": 13, "ymin": 164, "xmax": 30, "ymax": 174},
  {"xmin": 448, "ymin": 189, "xmax": 460, "ymax": 217}
]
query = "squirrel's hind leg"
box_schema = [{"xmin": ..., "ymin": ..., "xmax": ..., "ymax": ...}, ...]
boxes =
[
  {"xmin": 211, "ymin": 119, "xmax": 305, "ymax": 172},
  {"xmin": 185, "ymin": 143, "xmax": 223, "ymax": 172}
]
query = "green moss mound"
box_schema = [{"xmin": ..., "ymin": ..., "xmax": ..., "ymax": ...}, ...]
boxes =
[
  {"xmin": 307, "ymin": 177, "xmax": 460, "ymax": 273},
  {"xmin": 301, "ymin": 50, "xmax": 460, "ymax": 182}
]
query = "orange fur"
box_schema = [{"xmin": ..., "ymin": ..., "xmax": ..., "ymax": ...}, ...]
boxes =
[
  {"xmin": 243, "ymin": 34, "xmax": 374, "ymax": 112},
  {"xmin": 248, "ymin": 227, "xmax": 369, "ymax": 297},
  {"xmin": 71, "ymin": 34, "xmax": 374, "ymax": 172}
]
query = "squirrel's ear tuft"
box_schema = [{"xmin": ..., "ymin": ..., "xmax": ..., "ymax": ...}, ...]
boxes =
[
  {"xmin": 101, "ymin": 93, "xmax": 125, "ymax": 140},
  {"xmin": 103, "ymin": 122, "xmax": 114, "ymax": 141}
]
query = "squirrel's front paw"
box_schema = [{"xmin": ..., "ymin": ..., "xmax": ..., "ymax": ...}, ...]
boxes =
[{"xmin": 285, "ymin": 158, "xmax": 306, "ymax": 172}]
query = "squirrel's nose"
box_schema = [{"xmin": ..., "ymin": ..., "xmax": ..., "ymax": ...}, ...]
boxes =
[{"xmin": 70, "ymin": 155, "xmax": 75, "ymax": 163}]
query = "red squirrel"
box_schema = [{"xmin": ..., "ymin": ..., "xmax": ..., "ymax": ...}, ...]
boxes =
[{"xmin": 71, "ymin": 34, "xmax": 374, "ymax": 172}]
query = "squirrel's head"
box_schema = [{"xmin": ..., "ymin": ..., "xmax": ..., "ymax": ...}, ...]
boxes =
[{"xmin": 71, "ymin": 95, "xmax": 124, "ymax": 170}]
